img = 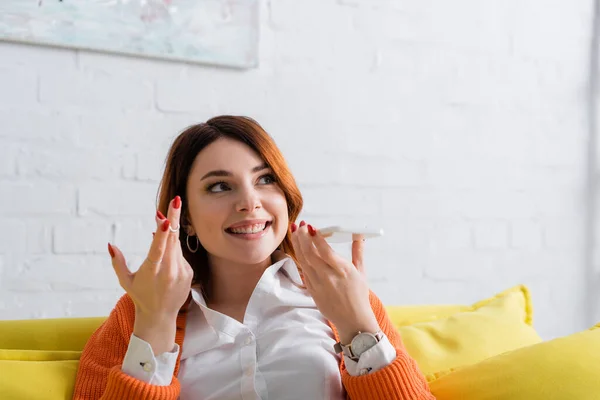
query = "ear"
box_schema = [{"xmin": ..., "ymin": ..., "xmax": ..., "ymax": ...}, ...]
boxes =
[
  {"xmin": 184, "ymin": 224, "xmax": 196, "ymax": 236},
  {"xmin": 181, "ymin": 213, "xmax": 196, "ymax": 236}
]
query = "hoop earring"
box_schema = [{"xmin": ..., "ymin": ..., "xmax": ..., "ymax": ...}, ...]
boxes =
[{"xmin": 186, "ymin": 234, "xmax": 199, "ymax": 253}]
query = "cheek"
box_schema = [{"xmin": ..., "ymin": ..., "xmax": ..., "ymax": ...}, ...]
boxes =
[
  {"xmin": 189, "ymin": 198, "xmax": 227, "ymax": 237},
  {"xmin": 269, "ymin": 192, "xmax": 289, "ymax": 228}
]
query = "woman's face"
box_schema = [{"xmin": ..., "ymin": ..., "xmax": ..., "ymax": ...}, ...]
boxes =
[{"xmin": 185, "ymin": 137, "xmax": 289, "ymax": 265}]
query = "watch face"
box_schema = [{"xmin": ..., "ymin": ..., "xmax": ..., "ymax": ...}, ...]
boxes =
[{"xmin": 351, "ymin": 333, "xmax": 378, "ymax": 357}]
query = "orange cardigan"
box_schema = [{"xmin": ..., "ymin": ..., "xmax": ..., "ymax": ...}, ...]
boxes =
[{"xmin": 73, "ymin": 291, "xmax": 434, "ymax": 400}]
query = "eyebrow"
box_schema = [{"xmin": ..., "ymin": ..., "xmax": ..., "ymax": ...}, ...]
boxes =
[{"xmin": 200, "ymin": 163, "xmax": 270, "ymax": 181}]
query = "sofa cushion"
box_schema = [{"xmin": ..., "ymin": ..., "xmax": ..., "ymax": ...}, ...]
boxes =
[
  {"xmin": 386, "ymin": 304, "xmax": 469, "ymax": 326},
  {"xmin": 395, "ymin": 285, "xmax": 542, "ymax": 376},
  {"xmin": 430, "ymin": 322, "xmax": 600, "ymax": 399},
  {"xmin": 0, "ymin": 349, "xmax": 81, "ymax": 361},
  {"xmin": 0, "ymin": 317, "xmax": 105, "ymax": 351},
  {"xmin": 0, "ymin": 358, "xmax": 79, "ymax": 400}
]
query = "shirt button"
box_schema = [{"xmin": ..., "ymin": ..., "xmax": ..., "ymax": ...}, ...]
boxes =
[
  {"xmin": 142, "ymin": 362, "xmax": 153, "ymax": 372},
  {"xmin": 244, "ymin": 336, "xmax": 253, "ymax": 345},
  {"xmin": 245, "ymin": 367, "xmax": 253, "ymax": 376}
]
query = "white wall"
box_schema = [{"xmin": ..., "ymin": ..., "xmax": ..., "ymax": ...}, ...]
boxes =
[{"xmin": 0, "ymin": 0, "xmax": 594, "ymax": 340}]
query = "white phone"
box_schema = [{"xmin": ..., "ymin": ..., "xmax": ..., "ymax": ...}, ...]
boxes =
[{"xmin": 318, "ymin": 226, "xmax": 384, "ymax": 243}]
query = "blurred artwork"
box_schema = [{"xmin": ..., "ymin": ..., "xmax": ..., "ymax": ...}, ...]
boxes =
[{"xmin": 0, "ymin": 0, "xmax": 258, "ymax": 68}]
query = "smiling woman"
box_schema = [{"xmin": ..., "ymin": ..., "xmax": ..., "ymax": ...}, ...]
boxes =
[{"xmin": 72, "ymin": 115, "xmax": 435, "ymax": 400}]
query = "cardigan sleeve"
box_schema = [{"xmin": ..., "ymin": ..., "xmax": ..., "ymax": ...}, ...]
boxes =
[
  {"xmin": 71, "ymin": 294, "xmax": 181, "ymax": 400},
  {"xmin": 340, "ymin": 291, "xmax": 435, "ymax": 400}
]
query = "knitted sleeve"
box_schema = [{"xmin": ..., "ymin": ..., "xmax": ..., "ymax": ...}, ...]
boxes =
[
  {"xmin": 71, "ymin": 295, "xmax": 181, "ymax": 400},
  {"xmin": 340, "ymin": 291, "xmax": 436, "ymax": 400}
]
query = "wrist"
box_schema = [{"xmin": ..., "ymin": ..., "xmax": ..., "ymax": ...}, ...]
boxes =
[
  {"xmin": 133, "ymin": 311, "xmax": 178, "ymax": 355},
  {"xmin": 336, "ymin": 320, "xmax": 380, "ymax": 345}
]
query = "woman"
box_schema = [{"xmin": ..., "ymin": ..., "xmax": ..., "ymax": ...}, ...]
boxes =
[{"xmin": 73, "ymin": 116, "xmax": 434, "ymax": 399}]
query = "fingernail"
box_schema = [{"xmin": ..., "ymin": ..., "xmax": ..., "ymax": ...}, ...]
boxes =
[
  {"xmin": 107, "ymin": 243, "xmax": 115, "ymax": 258},
  {"xmin": 173, "ymin": 196, "xmax": 181, "ymax": 209},
  {"xmin": 156, "ymin": 210, "xmax": 166, "ymax": 220},
  {"xmin": 161, "ymin": 219, "xmax": 170, "ymax": 232},
  {"xmin": 299, "ymin": 220, "xmax": 306, "ymax": 227},
  {"xmin": 308, "ymin": 225, "xmax": 316, "ymax": 236},
  {"xmin": 291, "ymin": 223, "xmax": 297, "ymax": 233},
  {"xmin": 152, "ymin": 232, "xmax": 155, "ymax": 237}
]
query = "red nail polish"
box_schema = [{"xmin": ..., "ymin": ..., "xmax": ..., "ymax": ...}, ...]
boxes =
[
  {"xmin": 107, "ymin": 243, "xmax": 115, "ymax": 258},
  {"xmin": 291, "ymin": 223, "xmax": 297, "ymax": 233},
  {"xmin": 308, "ymin": 225, "xmax": 316, "ymax": 236},
  {"xmin": 299, "ymin": 220, "xmax": 306, "ymax": 227},
  {"xmin": 156, "ymin": 210, "xmax": 166, "ymax": 220},
  {"xmin": 161, "ymin": 219, "xmax": 170, "ymax": 232},
  {"xmin": 173, "ymin": 196, "xmax": 181, "ymax": 209}
]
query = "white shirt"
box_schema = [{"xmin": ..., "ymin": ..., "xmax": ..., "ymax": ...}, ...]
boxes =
[{"xmin": 122, "ymin": 253, "xmax": 396, "ymax": 400}]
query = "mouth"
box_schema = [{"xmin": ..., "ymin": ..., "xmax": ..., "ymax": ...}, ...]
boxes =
[{"xmin": 225, "ymin": 220, "xmax": 273, "ymax": 240}]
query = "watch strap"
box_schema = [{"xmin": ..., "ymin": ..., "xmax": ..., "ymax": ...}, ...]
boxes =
[{"xmin": 334, "ymin": 330, "xmax": 383, "ymax": 361}]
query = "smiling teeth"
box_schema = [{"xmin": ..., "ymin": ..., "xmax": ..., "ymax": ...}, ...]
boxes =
[{"xmin": 230, "ymin": 223, "xmax": 267, "ymax": 234}]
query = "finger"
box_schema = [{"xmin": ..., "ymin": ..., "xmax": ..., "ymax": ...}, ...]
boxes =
[
  {"xmin": 162, "ymin": 196, "xmax": 185, "ymax": 276},
  {"xmin": 309, "ymin": 225, "xmax": 349, "ymax": 274},
  {"xmin": 146, "ymin": 212, "xmax": 171, "ymax": 270},
  {"xmin": 166, "ymin": 196, "xmax": 184, "ymax": 261},
  {"xmin": 352, "ymin": 239, "xmax": 365, "ymax": 275},
  {"xmin": 290, "ymin": 222, "xmax": 308, "ymax": 268},
  {"xmin": 167, "ymin": 196, "xmax": 182, "ymax": 240},
  {"xmin": 108, "ymin": 243, "xmax": 133, "ymax": 290},
  {"xmin": 296, "ymin": 223, "xmax": 332, "ymax": 276},
  {"xmin": 291, "ymin": 222, "xmax": 315, "ymax": 276}
]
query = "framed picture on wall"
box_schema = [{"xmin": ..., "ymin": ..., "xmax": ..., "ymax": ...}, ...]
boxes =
[{"xmin": 0, "ymin": 0, "xmax": 259, "ymax": 68}]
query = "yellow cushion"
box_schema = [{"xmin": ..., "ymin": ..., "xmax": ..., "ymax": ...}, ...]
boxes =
[
  {"xmin": 0, "ymin": 349, "xmax": 81, "ymax": 361},
  {"xmin": 0, "ymin": 316, "xmax": 105, "ymax": 351},
  {"xmin": 395, "ymin": 285, "xmax": 542, "ymax": 376},
  {"xmin": 0, "ymin": 358, "xmax": 79, "ymax": 400},
  {"xmin": 386, "ymin": 304, "xmax": 469, "ymax": 326},
  {"xmin": 430, "ymin": 323, "xmax": 600, "ymax": 399}
]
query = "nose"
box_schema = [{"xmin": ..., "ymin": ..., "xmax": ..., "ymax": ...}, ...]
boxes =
[{"xmin": 236, "ymin": 185, "xmax": 262, "ymax": 212}]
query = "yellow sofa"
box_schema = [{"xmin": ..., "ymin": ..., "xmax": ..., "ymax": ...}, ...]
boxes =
[{"xmin": 1, "ymin": 285, "xmax": 598, "ymax": 400}]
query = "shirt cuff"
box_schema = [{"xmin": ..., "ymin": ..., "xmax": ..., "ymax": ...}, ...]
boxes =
[
  {"xmin": 121, "ymin": 334, "xmax": 179, "ymax": 386},
  {"xmin": 344, "ymin": 334, "xmax": 397, "ymax": 376}
]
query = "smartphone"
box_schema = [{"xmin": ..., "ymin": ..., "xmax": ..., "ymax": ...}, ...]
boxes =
[{"xmin": 318, "ymin": 226, "xmax": 384, "ymax": 243}]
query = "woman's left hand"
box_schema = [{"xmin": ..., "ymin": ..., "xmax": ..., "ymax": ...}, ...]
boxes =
[{"xmin": 290, "ymin": 221, "xmax": 380, "ymax": 345}]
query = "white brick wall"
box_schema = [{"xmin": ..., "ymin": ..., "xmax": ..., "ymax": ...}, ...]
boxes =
[{"xmin": 0, "ymin": 0, "xmax": 595, "ymax": 340}]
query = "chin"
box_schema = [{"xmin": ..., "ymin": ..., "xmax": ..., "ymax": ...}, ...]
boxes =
[
  {"xmin": 230, "ymin": 249, "xmax": 275, "ymax": 266},
  {"xmin": 220, "ymin": 238, "xmax": 280, "ymax": 264}
]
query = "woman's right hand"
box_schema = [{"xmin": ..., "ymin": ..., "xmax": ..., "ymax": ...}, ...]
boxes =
[{"xmin": 107, "ymin": 195, "xmax": 194, "ymax": 354}]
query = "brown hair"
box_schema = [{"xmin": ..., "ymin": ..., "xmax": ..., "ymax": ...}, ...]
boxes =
[{"xmin": 156, "ymin": 116, "xmax": 303, "ymax": 300}]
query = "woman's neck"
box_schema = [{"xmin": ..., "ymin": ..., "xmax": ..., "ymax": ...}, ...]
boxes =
[{"xmin": 206, "ymin": 254, "xmax": 273, "ymax": 308}]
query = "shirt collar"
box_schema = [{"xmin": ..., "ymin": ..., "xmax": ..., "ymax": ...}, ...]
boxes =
[
  {"xmin": 273, "ymin": 250, "xmax": 304, "ymax": 287},
  {"xmin": 190, "ymin": 251, "xmax": 304, "ymax": 308}
]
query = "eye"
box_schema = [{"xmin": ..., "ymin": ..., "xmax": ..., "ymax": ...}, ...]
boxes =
[
  {"xmin": 206, "ymin": 181, "xmax": 230, "ymax": 193},
  {"xmin": 257, "ymin": 174, "xmax": 276, "ymax": 185}
]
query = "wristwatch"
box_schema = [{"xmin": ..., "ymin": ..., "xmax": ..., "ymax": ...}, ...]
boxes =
[{"xmin": 334, "ymin": 331, "xmax": 384, "ymax": 362}]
